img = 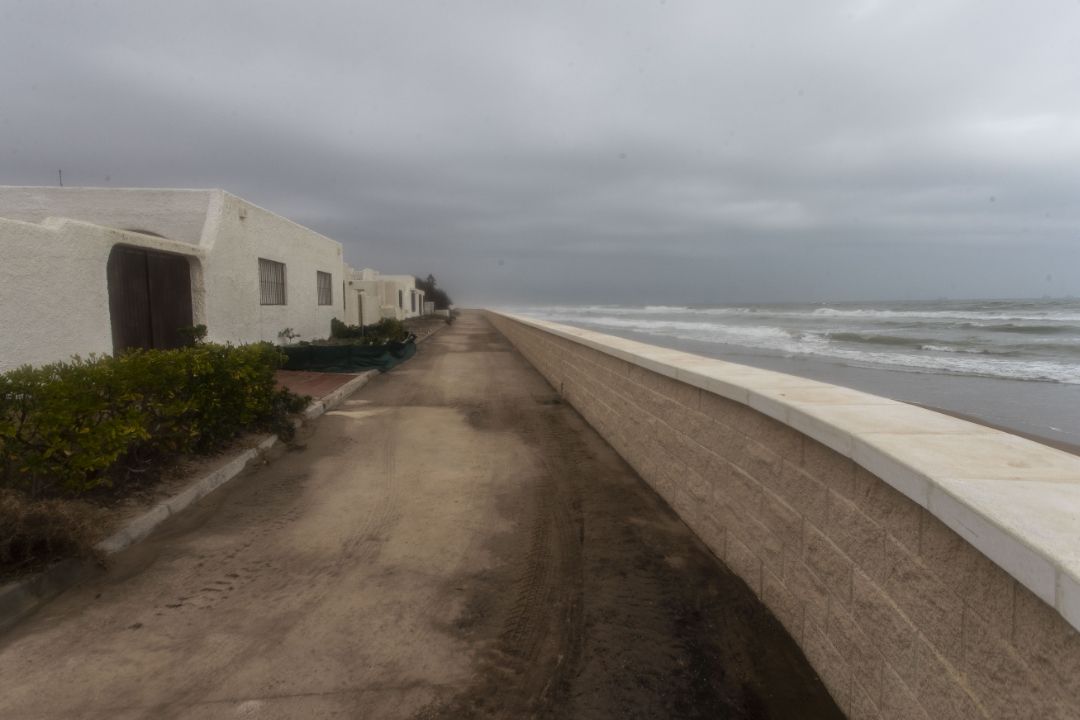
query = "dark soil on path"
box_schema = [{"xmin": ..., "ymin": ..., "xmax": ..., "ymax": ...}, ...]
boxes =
[{"xmin": 415, "ymin": 315, "xmax": 842, "ymax": 720}]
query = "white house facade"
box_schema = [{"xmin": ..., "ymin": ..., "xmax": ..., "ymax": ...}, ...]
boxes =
[
  {"xmin": 343, "ymin": 267, "xmax": 384, "ymax": 327},
  {"xmin": 0, "ymin": 187, "xmax": 349, "ymax": 371},
  {"xmin": 343, "ymin": 269, "xmax": 426, "ymax": 325},
  {"xmin": 378, "ymin": 274, "xmax": 426, "ymax": 321}
]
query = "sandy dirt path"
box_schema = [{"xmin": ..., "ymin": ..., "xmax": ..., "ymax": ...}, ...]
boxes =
[{"xmin": 0, "ymin": 312, "xmax": 841, "ymax": 719}]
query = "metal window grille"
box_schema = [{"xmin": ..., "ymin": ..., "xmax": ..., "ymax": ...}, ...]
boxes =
[
  {"xmin": 317, "ymin": 271, "xmax": 333, "ymax": 306},
  {"xmin": 259, "ymin": 258, "xmax": 287, "ymax": 305}
]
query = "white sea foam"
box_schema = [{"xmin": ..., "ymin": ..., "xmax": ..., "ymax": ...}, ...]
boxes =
[
  {"xmin": 512, "ymin": 299, "xmax": 1080, "ymax": 385},
  {"xmin": 530, "ymin": 303, "xmax": 1080, "ymax": 324},
  {"xmin": 809, "ymin": 307, "xmax": 1080, "ymax": 323}
]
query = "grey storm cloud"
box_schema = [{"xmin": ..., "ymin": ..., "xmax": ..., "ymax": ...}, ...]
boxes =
[{"xmin": 2, "ymin": 0, "xmax": 1079, "ymax": 305}]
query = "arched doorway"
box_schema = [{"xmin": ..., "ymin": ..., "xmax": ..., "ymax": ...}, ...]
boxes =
[{"xmin": 107, "ymin": 245, "xmax": 194, "ymax": 353}]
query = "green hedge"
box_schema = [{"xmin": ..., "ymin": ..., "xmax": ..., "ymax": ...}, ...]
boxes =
[
  {"xmin": 330, "ymin": 317, "xmax": 408, "ymax": 345},
  {"xmin": 0, "ymin": 344, "xmax": 308, "ymax": 498}
]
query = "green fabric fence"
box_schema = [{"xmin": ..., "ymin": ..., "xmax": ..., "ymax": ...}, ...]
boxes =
[{"xmin": 279, "ymin": 336, "xmax": 417, "ymax": 372}]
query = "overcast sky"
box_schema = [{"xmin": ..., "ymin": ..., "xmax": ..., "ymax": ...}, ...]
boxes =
[{"xmin": 2, "ymin": 1, "xmax": 1079, "ymax": 305}]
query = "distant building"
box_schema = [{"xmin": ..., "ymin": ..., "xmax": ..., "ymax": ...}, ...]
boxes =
[
  {"xmin": 343, "ymin": 270, "xmax": 426, "ymax": 324},
  {"xmin": 343, "ymin": 267, "xmax": 385, "ymax": 327},
  {"xmin": 0, "ymin": 187, "xmax": 419, "ymax": 371},
  {"xmin": 379, "ymin": 274, "xmax": 426, "ymax": 321}
]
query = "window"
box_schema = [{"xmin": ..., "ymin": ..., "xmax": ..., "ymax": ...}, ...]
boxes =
[
  {"xmin": 398, "ymin": 289, "xmax": 404, "ymax": 309},
  {"xmin": 317, "ymin": 271, "xmax": 332, "ymax": 305},
  {"xmin": 259, "ymin": 258, "xmax": 286, "ymax": 305},
  {"xmin": 411, "ymin": 291, "xmax": 416, "ymax": 312}
]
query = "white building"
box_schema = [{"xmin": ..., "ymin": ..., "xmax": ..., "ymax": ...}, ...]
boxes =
[
  {"xmin": 378, "ymin": 274, "xmax": 426, "ymax": 321},
  {"xmin": 0, "ymin": 187, "xmax": 351, "ymax": 371},
  {"xmin": 343, "ymin": 267, "xmax": 385, "ymax": 327},
  {"xmin": 343, "ymin": 269, "xmax": 426, "ymax": 325}
]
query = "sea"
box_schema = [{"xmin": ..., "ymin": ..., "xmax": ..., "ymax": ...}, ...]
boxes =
[{"xmin": 509, "ymin": 298, "xmax": 1080, "ymax": 450}]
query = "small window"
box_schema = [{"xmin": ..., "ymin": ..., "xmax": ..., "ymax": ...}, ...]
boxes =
[
  {"xmin": 411, "ymin": 292, "xmax": 416, "ymax": 312},
  {"xmin": 317, "ymin": 271, "xmax": 333, "ymax": 306},
  {"xmin": 259, "ymin": 258, "xmax": 286, "ymax": 305},
  {"xmin": 398, "ymin": 289, "xmax": 404, "ymax": 308}
]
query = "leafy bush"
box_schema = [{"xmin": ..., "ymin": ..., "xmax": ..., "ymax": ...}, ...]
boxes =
[
  {"xmin": 329, "ymin": 317, "xmax": 408, "ymax": 345},
  {"xmin": 0, "ymin": 344, "xmax": 308, "ymax": 498},
  {"xmin": 178, "ymin": 324, "xmax": 208, "ymax": 346},
  {"xmin": 330, "ymin": 317, "xmax": 363, "ymax": 340},
  {"xmin": 371, "ymin": 318, "xmax": 407, "ymax": 343},
  {"xmin": 277, "ymin": 327, "xmax": 300, "ymax": 343}
]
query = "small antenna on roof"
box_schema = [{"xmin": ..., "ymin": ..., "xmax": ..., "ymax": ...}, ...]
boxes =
[{"xmin": 58, "ymin": 169, "xmax": 63, "ymax": 187}]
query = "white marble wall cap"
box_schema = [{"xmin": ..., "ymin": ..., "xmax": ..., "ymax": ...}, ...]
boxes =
[
  {"xmin": 786, "ymin": 402, "xmax": 993, "ymax": 457},
  {"xmin": 759, "ymin": 385, "xmax": 895, "ymax": 405},
  {"xmin": 490, "ymin": 310, "xmax": 1080, "ymax": 633},
  {"xmin": 867, "ymin": 432, "xmax": 1080, "ymax": 482}
]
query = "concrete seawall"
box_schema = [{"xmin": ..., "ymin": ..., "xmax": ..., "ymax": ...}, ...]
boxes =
[{"xmin": 487, "ymin": 310, "xmax": 1080, "ymax": 719}]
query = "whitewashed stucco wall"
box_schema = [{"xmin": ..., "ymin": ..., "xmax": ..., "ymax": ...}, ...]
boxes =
[
  {"xmin": 377, "ymin": 275, "xmax": 421, "ymax": 320},
  {"xmin": 343, "ymin": 269, "xmax": 384, "ymax": 327},
  {"xmin": 0, "ymin": 217, "xmax": 205, "ymax": 372},
  {"xmin": 0, "ymin": 187, "xmax": 349, "ymax": 367},
  {"xmin": 343, "ymin": 271, "xmax": 424, "ymax": 323},
  {"xmin": 0, "ymin": 187, "xmax": 215, "ymax": 245},
  {"xmin": 199, "ymin": 192, "xmax": 345, "ymax": 345}
]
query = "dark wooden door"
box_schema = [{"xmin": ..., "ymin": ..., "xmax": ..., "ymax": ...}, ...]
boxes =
[
  {"xmin": 107, "ymin": 246, "xmax": 152, "ymax": 353},
  {"xmin": 107, "ymin": 246, "xmax": 193, "ymax": 353},
  {"xmin": 146, "ymin": 251, "xmax": 194, "ymax": 350}
]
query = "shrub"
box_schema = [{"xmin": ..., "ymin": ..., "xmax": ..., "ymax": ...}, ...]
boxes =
[
  {"xmin": 0, "ymin": 489, "xmax": 103, "ymax": 578},
  {"xmin": 0, "ymin": 344, "xmax": 308, "ymax": 498},
  {"xmin": 329, "ymin": 317, "xmax": 408, "ymax": 345},
  {"xmin": 178, "ymin": 324, "xmax": 208, "ymax": 346},
  {"xmin": 331, "ymin": 317, "xmax": 364, "ymax": 340},
  {"xmin": 371, "ymin": 318, "xmax": 407, "ymax": 344},
  {"xmin": 277, "ymin": 327, "xmax": 300, "ymax": 344}
]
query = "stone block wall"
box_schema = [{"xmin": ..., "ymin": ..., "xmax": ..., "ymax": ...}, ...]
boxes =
[{"xmin": 487, "ymin": 311, "xmax": 1080, "ymax": 719}]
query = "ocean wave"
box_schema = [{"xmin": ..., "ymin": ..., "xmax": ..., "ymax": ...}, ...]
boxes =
[
  {"xmin": 587, "ymin": 304, "xmax": 1080, "ymax": 323},
  {"xmin": 825, "ymin": 333, "xmax": 1021, "ymax": 356},
  {"xmin": 521, "ymin": 304, "xmax": 1080, "ymax": 325},
  {"xmin": 518, "ymin": 309, "xmax": 1080, "ymax": 384},
  {"xmin": 809, "ymin": 307, "xmax": 1080, "ymax": 323},
  {"xmin": 972, "ymin": 323, "xmax": 1079, "ymax": 334},
  {"xmin": 826, "ymin": 332, "xmax": 939, "ymax": 348},
  {"xmin": 558, "ymin": 305, "xmax": 760, "ymax": 317},
  {"xmin": 917, "ymin": 344, "xmax": 1024, "ymax": 356},
  {"xmin": 540, "ymin": 314, "xmax": 802, "ymax": 343},
  {"xmin": 841, "ymin": 351, "xmax": 1080, "ymax": 384}
]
